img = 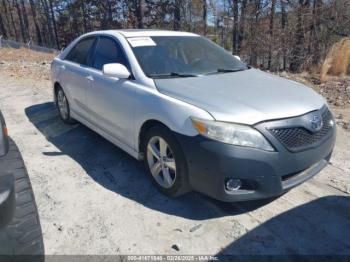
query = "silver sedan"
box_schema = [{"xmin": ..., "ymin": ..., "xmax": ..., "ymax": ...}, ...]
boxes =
[{"xmin": 51, "ymin": 30, "xmax": 336, "ymax": 202}]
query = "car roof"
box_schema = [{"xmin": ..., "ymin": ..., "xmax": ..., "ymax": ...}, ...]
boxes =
[{"xmin": 101, "ymin": 29, "xmax": 199, "ymax": 38}]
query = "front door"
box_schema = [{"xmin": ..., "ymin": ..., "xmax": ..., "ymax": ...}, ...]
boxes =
[{"xmin": 85, "ymin": 36, "xmax": 136, "ymax": 149}]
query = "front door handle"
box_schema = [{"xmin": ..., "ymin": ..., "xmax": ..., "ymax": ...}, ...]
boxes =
[
  {"xmin": 60, "ymin": 65, "xmax": 66, "ymax": 70},
  {"xmin": 86, "ymin": 75, "xmax": 94, "ymax": 81}
]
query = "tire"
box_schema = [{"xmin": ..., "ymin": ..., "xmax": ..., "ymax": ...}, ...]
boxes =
[
  {"xmin": 56, "ymin": 86, "xmax": 76, "ymax": 124},
  {"xmin": 0, "ymin": 139, "xmax": 44, "ymax": 259},
  {"xmin": 143, "ymin": 125, "xmax": 190, "ymax": 197}
]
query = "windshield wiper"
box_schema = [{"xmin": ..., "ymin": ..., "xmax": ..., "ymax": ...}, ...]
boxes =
[
  {"xmin": 217, "ymin": 68, "xmax": 246, "ymax": 73},
  {"xmin": 204, "ymin": 68, "xmax": 248, "ymax": 75},
  {"xmin": 147, "ymin": 72, "xmax": 199, "ymax": 79}
]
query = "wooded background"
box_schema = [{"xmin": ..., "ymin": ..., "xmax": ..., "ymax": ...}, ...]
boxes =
[{"xmin": 0, "ymin": 0, "xmax": 349, "ymax": 73}]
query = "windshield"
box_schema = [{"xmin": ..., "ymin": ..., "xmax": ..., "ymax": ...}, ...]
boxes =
[{"xmin": 129, "ymin": 36, "xmax": 248, "ymax": 78}]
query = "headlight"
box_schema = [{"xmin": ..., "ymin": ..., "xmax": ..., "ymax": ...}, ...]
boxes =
[{"xmin": 191, "ymin": 117, "xmax": 274, "ymax": 151}]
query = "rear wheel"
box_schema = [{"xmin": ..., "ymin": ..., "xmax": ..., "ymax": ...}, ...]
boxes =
[
  {"xmin": 143, "ymin": 126, "xmax": 190, "ymax": 197},
  {"xmin": 56, "ymin": 87, "xmax": 76, "ymax": 124}
]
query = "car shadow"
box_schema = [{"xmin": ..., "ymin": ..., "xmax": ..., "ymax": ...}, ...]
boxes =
[
  {"xmin": 215, "ymin": 196, "xmax": 350, "ymax": 257},
  {"xmin": 25, "ymin": 102, "xmax": 279, "ymax": 220}
]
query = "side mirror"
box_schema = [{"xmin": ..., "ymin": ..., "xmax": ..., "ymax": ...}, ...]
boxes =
[
  {"xmin": 103, "ymin": 63, "xmax": 130, "ymax": 79},
  {"xmin": 234, "ymin": 55, "xmax": 241, "ymax": 61}
]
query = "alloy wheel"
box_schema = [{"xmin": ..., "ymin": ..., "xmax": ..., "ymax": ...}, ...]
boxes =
[
  {"xmin": 146, "ymin": 136, "xmax": 177, "ymax": 188},
  {"xmin": 57, "ymin": 89, "xmax": 69, "ymax": 120}
]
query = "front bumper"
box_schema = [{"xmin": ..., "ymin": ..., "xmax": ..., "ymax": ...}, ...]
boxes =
[{"xmin": 175, "ymin": 122, "xmax": 336, "ymax": 202}]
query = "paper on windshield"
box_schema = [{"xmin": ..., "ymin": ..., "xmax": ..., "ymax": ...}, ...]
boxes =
[{"xmin": 127, "ymin": 37, "xmax": 156, "ymax": 47}]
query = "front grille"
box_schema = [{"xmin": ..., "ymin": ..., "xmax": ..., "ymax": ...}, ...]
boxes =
[{"xmin": 270, "ymin": 108, "xmax": 333, "ymax": 151}]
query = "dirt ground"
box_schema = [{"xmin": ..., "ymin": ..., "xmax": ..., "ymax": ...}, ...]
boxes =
[{"xmin": 0, "ymin": 48, "xmax": 350, "ymax": 255}]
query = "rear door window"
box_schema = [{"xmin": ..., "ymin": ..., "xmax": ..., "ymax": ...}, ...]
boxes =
[{"xmin": 65, "ymin": 37, "xmax": 96, "ymax": 65}]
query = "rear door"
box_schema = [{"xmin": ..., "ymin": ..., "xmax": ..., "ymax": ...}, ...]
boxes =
[
  {"xmin": 59, "ymin": 37, "xmax": 96, "ymax": 118},
  {"xmin": 85, "ymin": 36, "xmax": 137, "ymax": 149}
]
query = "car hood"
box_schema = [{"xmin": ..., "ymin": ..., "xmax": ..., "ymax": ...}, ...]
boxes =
[{"xmin": 154, "ymin": 69, "xmax": 325, "ymax": 125}]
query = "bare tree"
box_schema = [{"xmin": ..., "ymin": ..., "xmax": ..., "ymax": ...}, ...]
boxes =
[
  {"xmin": 1, "ymin": 0, "xmax": 12, "ymax": 37},
  {"xmin": 14, "ymin": 0, "xmax": 26, "ymax": 42},
  {"xmin": 290, "ymin": 0, "xmax": 308, "ymax": 72},
  {"xmin": 80, "ymin": 0, "xmax": 88, "ymax": 33},
  {"xmin": 173, "ymin": 0, "xmax": 181, "ymax": 30},
  {"xmin": 232, "ymin": 0, "xmax": 239, "ymax": 54},
  {"xmin": 0, "ymin": 0, "xmax": 348, "ymax": 74},
  {"xmin": 238, "ymin": 0, "xmax": 247, "ymax": 55},
  {"xmin": 268, "ymin": 0, "xmax": 276, "ymax": 70},
  {"xmin": 249, "ymin": 0, "xmax": 261, "ymax": 67},
  {"xmin": 40, "ymin": 0, "xmax": 55, "ymax": 47},
  {"xmin": 281, "ymin": 0, "xmax": 287, "ymax": 70},
  {"xmin": 203, "ymin": 0, "xmax": 207, "ymax": 35},
  {"xmin": 0, "ymin": 12, "xmax": 7, "ymax": 38},
  {"xmin": 7, "ymin": 0, "xmax": 18, "ymax": 40},
  {"xmin": 48, "ymin": 0, "xmax": 59, "ymax": 48},
  {"xmin": 29, "ymin": 0, "xmax": 43, "ymax": 45},
  {"xmin": 136, "ymin": 0, "xmax": 144, "ymax": 29},
  {"xmin": 20, "ymin": 0, "xmax": 29, "ymax": 40}
]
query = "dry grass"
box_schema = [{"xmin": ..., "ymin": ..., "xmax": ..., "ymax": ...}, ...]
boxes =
[
  {"xmin": 321, "ymin": 37, "xmax": 350, "ymax": 82},
  {"xmin": 0, "ymin": 47, "xmax": 56, "ymax": 62},
  {"xmin": 0, "ymin": 47, "xmax": 56, "ymax": 81}
]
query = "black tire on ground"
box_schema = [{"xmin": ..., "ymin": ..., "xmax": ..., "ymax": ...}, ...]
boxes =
[
  {"xmin": 143, "ymin": 125, "xmax": 190, "ymax": 197},
  {"xmin": 0, "ymin": 139, "xmax": 44, "ymax": 259},
  {"xmin": 56, "ymin": 86, "xmax": 76, "ymax": 124}
]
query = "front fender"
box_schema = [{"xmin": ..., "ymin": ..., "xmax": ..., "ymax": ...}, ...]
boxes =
[{"xmin": 133, "ymin": 84, "xmax": 214, "ymax": 152}]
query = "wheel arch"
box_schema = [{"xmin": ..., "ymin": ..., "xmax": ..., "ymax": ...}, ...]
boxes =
[
  {"xmin": 138, "ymin": 119, "xmax": 170, "ymax": 156},
  {"xmin": 133, "ymin": 90, "xmax": 215, "ymax": 159}
]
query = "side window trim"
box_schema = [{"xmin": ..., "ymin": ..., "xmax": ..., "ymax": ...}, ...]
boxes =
[
  {"xmin": 90, "ymin": 35, "xmax": 132, "ymax": 73},
  {"xmin": 86, "ymin": 37, "xmax": 98, "ymax": 67},
  {"xmin": 64, "ymin": 36, "xmax": 97, "ymax": 66}
]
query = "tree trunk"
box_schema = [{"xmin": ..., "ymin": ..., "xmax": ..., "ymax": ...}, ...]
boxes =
[
  {"xmin": 232, "ymin": 0, "xmax": 239, "ymax": 54},
  {"xmin": 173, "ymin": 0, "xmax": 181, "ymax": 31},
  {"xmin": 48, "ymin": 0, "xmax": 59, "ymax": 48},
  {"xmin": 29, "ymin": 0, "xmax": 43, "ymax": 45},
  {"xmin": 281, "ymin": 0, "xmax": 287, "ymax": 71},
  {"xmin": 1, "ymin": 0, "xmax": 12, "ymax": 37},
  {"xmin": 135, "ymin": 0, "xmax": 144, "ymax": 29},
  {"xmin": 14, "ymin": 0, "xmax": 26, "ymax": 42},
  {"xmin": 0, "ymin": 13, "xmax": 7, "ymax": 38},
  {"xmin": 268, "ymin": 0, "xmax": 276, "ymax": 70},
  {"xmin": 20, "ymin": 0, "xmax": 30, "ymax": 40},
  {"xmin": 290, "ymin": 0, "xmax": 307, "ymax": 72},
  {"xmin": 40, "ymin": 0, "xmax": 54, "ymax": 47},
  {"xmin": 98, "ymin": 1, "xmax": 108, "ymax": 29},
  {"xmin": 311, "ymin": 0, "xmax": 323, "ymax": 65},
  {"xmin": 238, "ymin": 0, "xmax": 247, "ymax": 55},
  {"xmin": 81, "ymin": 0, "xmax": 88, "ymax": 33},
  {"xmin": 7, "ymin": 0, "xmax": 18, "ymax": 40},
  {"xmin": 188, "ymin": 1, "xmax": 193, "ymax": 31},
  {"xmin": 249, "ymin": 0, "xmax": 261, "ymax": 67},
  {"xmin": 202, "ymin": 0, "xmax": 207, "ymax": 36},
  {"xmin": 106, "ymin": 0, "xmax": 113, "ymax": 28}
]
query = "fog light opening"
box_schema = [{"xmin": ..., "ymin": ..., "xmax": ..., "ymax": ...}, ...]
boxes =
[{"xmin": 226, "ymin": 179, "xmax": 242, "ymax": 191}]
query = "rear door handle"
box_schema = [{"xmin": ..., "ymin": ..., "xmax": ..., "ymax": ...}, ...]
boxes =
[
  {"xmin": 86, "ymin": 75, "xmax": 94, "ymax": 81},
  {"xmin": 60, "ymin": 65, "xmax": 65, "ymax": 70}
]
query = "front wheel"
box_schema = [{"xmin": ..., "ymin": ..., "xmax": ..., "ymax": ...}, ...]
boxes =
[
  {"xmin": 56, "ymin": 87, "xmax": 76, "ymax": 124},
  {"xmin": 143, "ymin": 126, "xmax": 190, "ymax": 197}
]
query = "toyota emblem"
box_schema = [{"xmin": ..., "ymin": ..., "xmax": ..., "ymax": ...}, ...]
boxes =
[{"xmin": 310, "ymin": 114, "xmax": 323, "ymax": 132}]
